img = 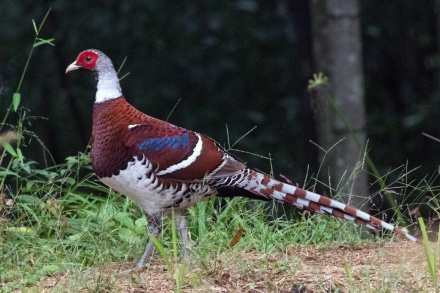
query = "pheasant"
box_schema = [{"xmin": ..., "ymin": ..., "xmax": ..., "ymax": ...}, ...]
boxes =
[{"xmin": 66, "ymin": 49, "xmax": 416, "ymax": 270}]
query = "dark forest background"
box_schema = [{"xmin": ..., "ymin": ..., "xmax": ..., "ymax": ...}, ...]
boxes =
[{"xmin": 1, "ymin": 0, "xmax": 440, "ymax": 196}]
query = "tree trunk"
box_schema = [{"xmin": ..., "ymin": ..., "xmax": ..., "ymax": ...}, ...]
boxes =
[{"xmin": 310, "ymin": 0, "xmax": 368, "ymax": 208}]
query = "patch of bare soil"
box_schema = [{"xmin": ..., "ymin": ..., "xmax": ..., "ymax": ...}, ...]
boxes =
[{"xmin": 35, "ymin": 239, "xmax": 431, "ymax": 293}]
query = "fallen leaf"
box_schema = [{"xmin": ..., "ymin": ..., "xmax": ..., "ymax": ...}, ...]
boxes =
[{"xmin": 229, "ymin": 228, "xmax": 244, "ymax": 248}]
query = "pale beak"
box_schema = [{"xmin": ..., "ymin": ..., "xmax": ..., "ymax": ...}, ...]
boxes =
[{"xmin": 66, "ymin": 62, "xmax": 82, "ymax": 73}]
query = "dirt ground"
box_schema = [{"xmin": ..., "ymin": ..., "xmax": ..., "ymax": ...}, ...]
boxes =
[{"xmin": 35, "ymin": 238, "xmax": 433, "ymax": 293}]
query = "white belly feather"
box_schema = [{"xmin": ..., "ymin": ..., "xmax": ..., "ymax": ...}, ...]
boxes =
[{"xmin": 100, "ymin": 157, "xmax": 216, "ymax": 215}]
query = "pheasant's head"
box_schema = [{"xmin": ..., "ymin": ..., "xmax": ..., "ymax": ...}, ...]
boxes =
[
  {"xmin": 66, "ymin": 49, "xmax": 105, "ymax": 73},
  {"xmin": 66, "ymin": 49, "xmax": 122, "ymax": 103}
]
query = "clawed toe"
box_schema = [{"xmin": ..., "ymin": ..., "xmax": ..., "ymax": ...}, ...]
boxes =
[{"xmin": 117, "ymin": 262, "xmax": 148, "ymax": 275}]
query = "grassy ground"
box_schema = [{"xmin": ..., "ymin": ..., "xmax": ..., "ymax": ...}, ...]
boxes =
[
  {"xmin": 0, "ymin": 162, "xmax": 433, "ymax": 293},
  {"xmin": 0, "ymin": 194, "xmax": 431, "ymax": 293},
  {"xmin": 31, "ymin": 240, "xmax": 429, "ymax": 292}
]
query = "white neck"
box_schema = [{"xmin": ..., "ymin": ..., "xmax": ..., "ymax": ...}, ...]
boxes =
[{"xmin": 95, "ymin": 67, "xmax": 122, "ymax": 103}]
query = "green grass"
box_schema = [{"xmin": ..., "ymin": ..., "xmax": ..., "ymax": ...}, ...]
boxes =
[
  {"xmin": 0, "ymin": 165, "xmax": 379, "ymax": 291},
  {"xmin": 419, "ymin": 217, "xmax": 440, "ymax": 293},
  {"xmin": 0, "ymin": 145, "xmax": 383, "ymax": 291}
]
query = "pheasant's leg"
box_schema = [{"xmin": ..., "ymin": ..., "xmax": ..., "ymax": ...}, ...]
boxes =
[
  {"xmin": 136, "ymin": 214, "xmax": 162, "ymax": 270},
  {"xmin": 118, "ymin": 214, "xmax": 162, "ymax": 274},
  {"xmin": 175, "ymin": 212, "xmax": 191, "ymax": 259}
]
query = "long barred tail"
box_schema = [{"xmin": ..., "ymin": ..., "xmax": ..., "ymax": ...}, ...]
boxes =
[{"xmin": 228, "ymin": 169, "xmax": 416, "ymax": 242}]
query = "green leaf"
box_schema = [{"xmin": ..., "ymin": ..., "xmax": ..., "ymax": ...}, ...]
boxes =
[
  {"xmin": 16, "ymin": 147, "xmax": 24, "ymax": 162},
  {"xmin": 40, "ymin": 264, "xmax": 60, "ymax": 275},
  {"xmin": 67, "ymin": 233, "xmax": 83, "ymax": 242},
  {"xmin": 13, "ymin": 92, "xmax": 21, "ymax": 111},
  {"xmin": 115, "ymin": 212, "xmax": 134, "ymax": 229},
  {"xmin": 32, "ymin": 19, "xmax": 38, "ymax": 34},
  {"xmin": 3, "ymin": 143, "xmax": 17, "ymax": 157},
  {"xmin": 21, "ymin": 163, "xmax": 31, "ymax": 173},
  {"xmin": 7, "ymin": 226, "xmax": 36, "ymax": 235},
  {"xmin": 135, "ymin": 217, "xmax": 148, "ymax": 227},
  {"xmin": 26, "ymin": 180, "xmax": 37, "ymax": 191},
  {"xmin": 33, "ymin": 38, "xmax": 55, "ymax": 48},
  {"xmin": 20, "ymin": 161, "xmax": 35, "ymax": 173},
  {"xmin": 18, "ymin": 203, "xmax": 40, "ymax": 222},
  {"xmin": 0, "ymin": 170, "xmax": 19, "ymax": 176},
  {"xmin": 118, "ymin": 228, "xmax": 140, "ymax": 243},
  {"xmin": 64, "ymin": 177, "xmax": 76, "ymax": 185},
  {"xmin": 98, "ymin": 204, "xmax": 116, "ymax": 221},
  {"xmin": 17, "ymin": 194, "xmax": 43, "ymax": 205},
  {"xmin": 23, "ymin": 272, "xmax": 45, "ymax": 285}
]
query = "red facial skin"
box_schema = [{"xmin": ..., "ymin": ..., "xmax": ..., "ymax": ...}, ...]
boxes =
[{"xmin": 76, "ymin": 51, "xmax": 99, "ymax": 70}]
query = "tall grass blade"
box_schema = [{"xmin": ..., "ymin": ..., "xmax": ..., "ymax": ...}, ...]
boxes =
[
  {"xmin": 171, "ymin": 207, "xmax": 178, "ymax": 261},
  {"xmin": 116, "ymin": 56, "xmax": 128, "ymax": 75},
  {"xmin": 171, "ymin": 207, "xmax": 184, "ymax": 293},
  {"xmin": 166, "ymin": 98, "xmax": 181, "ymax": 122},
  {"xmin": 343, "ymin": 259, "xmax": 354, "ymax": 292},
  {"xmin": 178, "ymin": 260, "xmax": 187, "ymax": 293},
  {"xmin": 16, "ymin": 8, "xmax": 52, "ymax": 94},
  {"xmin": 149, "ymin": 233, "xmax": 171, "ymax": 272},
  {"xmin": 197, "ymin": 202, "xmax": 206, "ymax": 240},
  {"xmin": 418, "ymin": 217, "xmax": 438, "ymax": 292}
]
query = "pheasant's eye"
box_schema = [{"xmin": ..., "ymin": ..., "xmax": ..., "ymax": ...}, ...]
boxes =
[{"xmin": 85, "ymin": 56, "xmax": 92, "ymax": 62}]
